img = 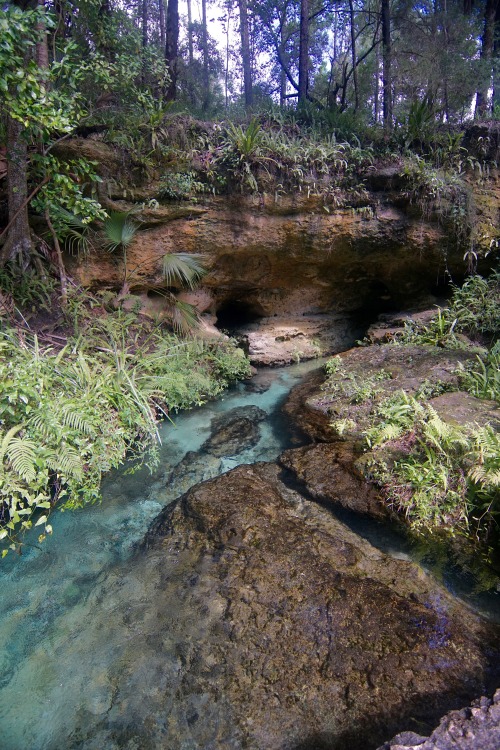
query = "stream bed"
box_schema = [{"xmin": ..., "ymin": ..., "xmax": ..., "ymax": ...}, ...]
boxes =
[{"xmin": 0, "ymin": 359, "xmax": 499, "ymax": 750}]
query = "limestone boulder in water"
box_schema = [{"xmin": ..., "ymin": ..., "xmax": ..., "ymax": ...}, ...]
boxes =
[
  {"xmin": 202, "ymin": 405, "xmax": 267, "ymax": 456},
  {"xmin": 283, "ymin": 344, "xmax": 482, "ymax": 443},
  {"xmin": 141, "ymin": 462, "xmax": 500, "ymax": 750},
  {"xmin": 279, "ymin": 442, "xmax": 387, "ymax": 518}
]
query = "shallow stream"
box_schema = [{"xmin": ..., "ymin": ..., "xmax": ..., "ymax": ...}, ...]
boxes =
[{"xmin": 0, "ymin": 360, "xmax": 499, "ymax": 749}]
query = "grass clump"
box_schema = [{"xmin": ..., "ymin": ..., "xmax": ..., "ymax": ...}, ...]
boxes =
[
  {"xmin": 398, "ymin": 271, "xmax": 500, "ymax": 349},
  {"xmin": 0, "ymin": 314, "xmax": 250, "ymax": 557}
]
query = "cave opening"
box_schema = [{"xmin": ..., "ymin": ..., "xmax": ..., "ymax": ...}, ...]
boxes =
[{"xmin": 216, "ymin": 300, "xmax": 265, "ymax": 331}]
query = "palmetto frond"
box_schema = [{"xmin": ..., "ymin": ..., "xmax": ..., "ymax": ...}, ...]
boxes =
[
  {"xmin": 103, "ymin": 212, "xmax": 138, "ymax": 253},
  {"xmin": 162, "ymin": 253, "xmax": 207, "ymax": 290}
]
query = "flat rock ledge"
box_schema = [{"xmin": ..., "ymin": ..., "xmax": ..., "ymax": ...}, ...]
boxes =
[
  {"xmin": 140, "ymin": 462, "xmax": 500, "ymax": 750},
  {"xmin": 377, "ymin": 688, "xmax": 500, "ymax": 750}
]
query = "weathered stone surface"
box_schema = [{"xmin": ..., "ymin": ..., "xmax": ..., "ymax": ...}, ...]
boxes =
[
  {"xmin": 429, "ymin": 391, "xmax": 500, "ymax": 431},
  {"xmin": 138, "ymin": 463, "xmax": 500, "ymax": 750},
  {"xmin": 285, "ymin": 344, "xmax": 479, "ymax": 443},
  {"xmin": 377, "ymin": 688, "xmax": 500, "ymax": 750},
  {"xmin": 279, "ymin": 442, "xmax": 387, "ymax": 518},
  {"xmin": 238, "ymin": 313, "xmax": 365, "ymax": 366},
  {"xmin": 281, "ymin": 367, "xmax": 334, "ymax": 442},
  {"xmin": 365, "ymin": 309, "xmax": 441, "ymax": 344},
  {"xmin": 202, "ymin": 405, "xmax": 267, "ymax": 456},
  {"xmin": 65, "ymin": 191, "xmax": 460, "ymax": 322}
]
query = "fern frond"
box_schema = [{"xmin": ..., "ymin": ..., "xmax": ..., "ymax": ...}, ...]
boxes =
[
  {"xmin": 469, "ymin": 465, "xmax": 500, "ymax": 487},
  {"xmin": 0, "ymin": 424, "xmax": 24, "ymax": 464},
  {"xmin": 60, "ymin": 405, "xmax": 94, "ymax": 436},
  {"xmin": 46, "ymin": 445, "xmax": 84, "ymax": 480},
  {"xmin": 6, "ymin": 437, "xmax": 38, "ymax": 483}
]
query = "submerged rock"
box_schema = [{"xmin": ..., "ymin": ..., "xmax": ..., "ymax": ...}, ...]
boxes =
[
  {"xmin": 202, "ymin": 405, "xmax": 267, "ymax": 456},
  {"xmin": 165, "ymin": 450, "xmax": 223, "ymax": 497}
]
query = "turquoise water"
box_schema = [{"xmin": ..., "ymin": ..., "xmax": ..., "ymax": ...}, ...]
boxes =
[
  {"xmin": 0, "ymin": 360, "xmax": 321, "ymax": 750},
  {"xmin": 0, "ymin": 358, "xmax": 498, "ymax": 749}
]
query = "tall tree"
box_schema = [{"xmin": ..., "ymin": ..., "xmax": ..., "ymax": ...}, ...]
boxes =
[
  {"xmin": 476, "ymin": 0, "xmax": 500, "ymax": 116},
  {"xmin": 165, "ymin": 0, "xmax": 179, "ymax": 100},
  {"xmin": 2, "ymin": 1, "xmax": 37, "ymax": 265},
  {"xmin": 186, "ymin": 0, "xmax": 194, "ymax": 65},
  {"xmin": 381, "ymin": 0, "xmax": 392, "ymax": 131},
  {"xmin": 201, "ymin": 0, "xmax": 210, "ymax": 110},
  {"xmin": 298, "ymin": 0, "xmax": 309, "ymax": 102},
  {"xmin": 238, "ymin": 0, "xmax": 253, "ymax": 108},
  {"xmin": 348, "ymin": 0, "xmax": 359, "ymax": 111},
  {"xmin": 159, "ymin": 0, "xmax": 166, "ymax": 48}
]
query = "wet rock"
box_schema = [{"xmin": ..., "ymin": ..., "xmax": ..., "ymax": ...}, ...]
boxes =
[
  {"xmin": 166, "ymin": 450, "xmax": 223, "ymax": 497},
  {"xmin": 281, "ymin": 368, "xmax": 333, "ymax": 442},
  {"xmin": 138, "ymin": 463, "xmax": 500, "ymax": 750},
  {"xmin": 377, "ymin": 688, "xmax": 500, "ymax": 750},
  {"xmin": 365, "ymin": 308, "xmax": 441, "ymax": 344},
  {"xmin": 202, "ymin": 405, "xmax": 267, "ymax": 456},
  {"xmin": 279, "ymin": 442, "xmax": 387, "ymax": 518}
]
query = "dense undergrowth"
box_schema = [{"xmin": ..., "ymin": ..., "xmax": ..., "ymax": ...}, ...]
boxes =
[
  {"xmin": 0, "ymin": 282, "xmax": 250, "ymax": 557},
  {"xmin": 324, "ymin": 272, "xmax": 500, "ymax": 561},
  {"xmin": 88, "ymin": 107, "xmax": 500, "ymax": 260}
]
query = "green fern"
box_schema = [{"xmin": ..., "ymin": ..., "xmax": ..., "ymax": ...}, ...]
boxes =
[{"xmin": 6, "ymin": 437, "xmax": 38, "ymax": 483}]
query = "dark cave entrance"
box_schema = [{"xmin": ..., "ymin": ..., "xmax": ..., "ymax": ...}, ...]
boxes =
[{"xmin": 216, "ymin": 300, "xmax": 265, "ymax": 332}]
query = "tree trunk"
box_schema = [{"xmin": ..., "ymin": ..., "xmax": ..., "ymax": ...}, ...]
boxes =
[
  {"xmin": 36, "ymin": 0, "xmax": 49, "ymax": 70},
  {"xmin": 492, "ymin": 2, "xmax": 500, "ymax": 111},
  {"xmin": 159, "ymin": 0, "xmax": 166, "ymax": 49},
  {"xmin": 1, "ymin": 116, "xmax": 33, "ymax": 266},
  {"xmin": 201, "ymin": 0, "xmax": 210, "ymax": 111},
  {"xmin": 238, "ymin": 0, "xmax": 253, "ymax": 109},
  {"xmin": 165, "ymin": 0, "xmax": 179, "ymax": 101},
  {"xmin": 349, "ymin": 0, "xmax": 358, "ymax": 111},
  {"xmin": 225, "ymin": 4, "xmax": 232, "ymax": 109},
  {"xmin": 476, "ymin": 0, "xmax": 499, "ymax": 116},
  {"xmin": 186, "ymin": 0, "xmax": 194, "ymax": 66},
  {"xmin": 298, "ymin": 0, "xmax": 309, "ymax": 103},
  {"xmin": 280, "ymin": 67, "xmax": 287, "ymax": 107},
  {"xmin": 142, "ymin": 0, "xmax": 148, "ymax": 49},
  {"xmin": 381, "ymin": 0, "xmax": 392, "ymax": 132}
]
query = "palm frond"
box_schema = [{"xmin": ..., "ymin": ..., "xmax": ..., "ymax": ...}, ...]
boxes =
[
  {"xmin": 171, "ymin": 299, "xmax": 200, "ymax": 334},
  {"xmin": 162, "ymin": 253, "xmax": 206, "ymax": 290},
  {"xmin": 103, "ymin": 212, "xmax": 138, "ymax": 253}
]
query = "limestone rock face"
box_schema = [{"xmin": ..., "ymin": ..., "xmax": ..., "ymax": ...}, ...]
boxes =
[
  {"xmin": 137, "ymin": 463, "xmax": 500, "ymax": 750},
  {"xmin": 377, "ymin": 689, "xmax": 500, "ymax": 750},
  {"xmin": 284, "ymin": 344, "xmax": 480, "ymax": 443},
  {"xmin": 66, "ymin": 192, "xmax": 460, "ymax": 324}
]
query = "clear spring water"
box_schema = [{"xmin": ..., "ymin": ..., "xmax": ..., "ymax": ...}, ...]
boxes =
[{"xmin": 0, "ymin": 360, "xmax": 498, "ymax": 750}]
